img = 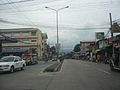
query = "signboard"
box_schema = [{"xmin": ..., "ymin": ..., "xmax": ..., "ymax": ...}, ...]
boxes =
[
  {"xmin": 95, "ymin": 32, "xmax": 104, "ymax": 39},
  {"xmin": 112, "ymin": 23, "xmax": 120, "ymax": 33}
]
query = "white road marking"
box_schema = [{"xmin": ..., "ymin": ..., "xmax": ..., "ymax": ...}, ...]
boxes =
[
  {"xmin": 98, "ymin": 69, "xmax": 111, "ymax": 75},
  {"xmin": 59, "ymin": 61, "xmax": 64, "ymax": 73}
]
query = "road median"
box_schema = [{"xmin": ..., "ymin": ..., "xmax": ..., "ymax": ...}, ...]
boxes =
[{"xmin": 44, "ymin": 60, "xmax": 64, "ymax": 72}]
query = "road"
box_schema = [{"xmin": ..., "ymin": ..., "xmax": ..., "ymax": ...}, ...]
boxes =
[
  {"xmin": 0, "ymin": 61, "xmax": 56, "ymax": 90},
  {"xmin": 0, "ymin": 59, "xmax": 120, "ymax": 90}
]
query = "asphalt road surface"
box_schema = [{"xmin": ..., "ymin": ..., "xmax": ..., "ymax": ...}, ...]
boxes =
[{"xmin": 0, "ymin": 60, "xmax": 120, "ymax": 90}]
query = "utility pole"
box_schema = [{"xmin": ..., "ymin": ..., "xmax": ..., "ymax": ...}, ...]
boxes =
[
  {"xmin": 109, "ymin": 13, "xmax": 115, "ymax": 59},
  {"xmin": 109, "ymin": 13, "xmax": 113, "ymax": 37}
]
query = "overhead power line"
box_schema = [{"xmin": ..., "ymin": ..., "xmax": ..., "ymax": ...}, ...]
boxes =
[
  {"xmin": 113, "ymin": 18, "xmax": 120, "ymax": 24},
  {"xmin": 5, "ymin": 0, "xmax": 36, "ymax": 27},
  {"xmin": 0, "ymin": 19, "xmax": 109, "ymax": 31},
  {"xmin": 104, "ymin": 29, "xmax": 110, "ymax": 38},
  {"xmin": 0, "ymin": 0, "xmax": 118, "ymax": 11},
  {"xmin": 0, "ymin": 0, "xmax": 33, "ymax": 5}
]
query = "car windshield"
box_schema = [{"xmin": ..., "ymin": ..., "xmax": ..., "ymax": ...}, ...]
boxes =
[{"xmin": 0, "ymin": 57, "xmax": 14, "ymax": 62}]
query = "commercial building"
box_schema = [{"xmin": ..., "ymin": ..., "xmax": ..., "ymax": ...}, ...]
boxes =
[
  {"xmin": 80, "ymin": 40, "xmax": 95, "ymax": 55},
  {"xmin": 0, "ymin": 28, "xmax": 48, "ymax": 59},
  {"xmin": 80, "ymin": 40, "xmax": 95, "ymax": 60}
]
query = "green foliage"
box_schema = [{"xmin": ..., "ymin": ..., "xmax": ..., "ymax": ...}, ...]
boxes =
[
  {"xmin": 50, "ymin": 46, "xmax": 56, "ymax": 55},
  {"xmin": 73, "ymin": 44, "xmax": 80, "ymax": 52}
]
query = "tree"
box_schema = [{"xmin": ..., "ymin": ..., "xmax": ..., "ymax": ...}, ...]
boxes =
[
  {"xmin": 73, "ymin": 44, "xmax": 80, "ymax": 52},
  {"xmin": 50, "ymin": 46, "xmax": 57, "ymax": 55}
]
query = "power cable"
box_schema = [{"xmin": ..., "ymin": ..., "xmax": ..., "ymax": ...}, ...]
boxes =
[
  {"xmin": 0, "ymin": 0, "xmax": 119, "ymax": 11},
  {"xmin": 0, "ymin": 0, "xmax": 33, "ymax": 5},
  {"xmin": 113, "ymin": 18, "xmax": 120, "ymax": 21},
  {"xmin": 6, "ymin": 0, "xmax": 37, "ymax": 28},
  {"xmin": 104, "ymin": 29, "xmax": 110, "ymax": 38},
  {"xmin": 5, "ymin": 0, "xmax": 33, "ymax": 27},
  {"xmin": 0, "ymin": 19, "xmax": 109, "ymax": 31}
]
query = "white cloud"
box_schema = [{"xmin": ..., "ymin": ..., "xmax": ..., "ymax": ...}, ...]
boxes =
[{"xmin": 0, "ymin": 0, "xmax": 120, "ymax": 52}]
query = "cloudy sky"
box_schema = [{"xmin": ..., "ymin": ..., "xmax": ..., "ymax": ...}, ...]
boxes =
[{"xmin": 0, "ymin": 0, "xmax": 120, "ymax": 52}]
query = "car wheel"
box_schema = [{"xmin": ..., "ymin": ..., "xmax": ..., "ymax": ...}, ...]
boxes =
[
  {"xmin": 21, "ymin": 64, "xmax": 25, "ymax": 70},
  {"xmin": 10, "ymin": 66, "xmax": 14, "ymax": 73}
]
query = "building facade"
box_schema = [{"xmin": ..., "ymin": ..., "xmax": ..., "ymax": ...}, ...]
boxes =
[
  {"xmin": 80, "ymin": 41, "xmax": 95, "ymax": 55},
  {"xmin": 0, "ymin": 28, "xmax": 48, "ymax": 59},
  {"xmin": 80, "ymin": 40, "xmax": 95, "ymax": 60}
]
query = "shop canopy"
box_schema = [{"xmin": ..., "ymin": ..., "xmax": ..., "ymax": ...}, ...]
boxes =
[
  {"xmin": 0, "ymin": 36, "xmax": 18, "ymax": 43},
  {"xmin": 2, "ymin": 49, "xmax": 28, "ymax": 53}
]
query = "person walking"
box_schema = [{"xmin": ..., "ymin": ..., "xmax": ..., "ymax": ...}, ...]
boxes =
[{"xmin": 96, "ymin": 54, "xmax": 100, "ymax": 63}]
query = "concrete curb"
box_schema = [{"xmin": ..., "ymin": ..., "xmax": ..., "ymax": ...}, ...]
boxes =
[{"xmin": 44, "ymin": 61, "xmax": 63, "ymax": 72}]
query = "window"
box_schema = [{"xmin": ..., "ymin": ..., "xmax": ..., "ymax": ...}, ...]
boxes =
[
  {"xmin": 23, "ymin": 39, "xmax": 30, "ymax": 43},
  {"xmin": 31, "ymin": 40, "xmax": 37, "ymax": 42},
  {"xmin": 42, "ymin": 48, "xmax": 43, "ymax": 51},
  {"xmin": 13, "ymin": 33, "xmax": 20, "ymax": 37},
  {"xmin": 22, "ymin": 32, "xmax": 29, "ymax": 36},
  {"xmin": 18, "ymin": 57, "xmax": 22, "ymax": 61},
  {"xmin": 4, "ymin": 33, "xmax": 12, "ymax": 37},
  {"xmin": 31, "ymin": 32, "xmax": 36, "ymax": 36}
]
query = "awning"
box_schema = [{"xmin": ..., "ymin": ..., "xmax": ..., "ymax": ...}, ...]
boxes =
[
  {"xmin": 95, "ymin": 45, "xmax": 112, "ymax": 53},
  {"xmin": 0, "ymin": 36, "xmax": 18, "ymax": 43},
  {"xmin": 2, "ymin": 49, "xmax": 28, "ymax": 53}
]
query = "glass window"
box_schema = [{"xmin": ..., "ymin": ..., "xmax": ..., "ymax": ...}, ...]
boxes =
[
  {"xmin": 0, "ymin": 57, "xmax": 14, "ymax": 62},
  {"xmin": 31, "ymin": 32, "xmax": 36, "ymax": 36},
  {"xmin": 13, "ymin": 33, "xmax": 20, "ymax": 37},
  {"xmin": 31, "ymin": 40, "xmax": 37, "ymax": 42},
  {"xmin": 17, "ymin": 57, "xmax": 22, "ymax": 61},
  {"xmin": 22, "ymin": 32, "xmax": 29, "ymax": 36},
  {"xmin": 4, "ymin": 33, "xmax": 12, "ymax": 37},
  {"xmin": 23, "ymin": 39, "xmax": 30, "ymax": 43}
]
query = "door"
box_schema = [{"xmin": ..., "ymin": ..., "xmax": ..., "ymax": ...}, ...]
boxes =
[{"xmin": 14, "ymin": 58, "xmax": 19, "ymax": 69}]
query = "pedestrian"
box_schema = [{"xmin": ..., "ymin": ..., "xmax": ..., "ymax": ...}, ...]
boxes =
[{"xmin": 96, "ymin": 54, "xmax": 100, "ymax": 63}]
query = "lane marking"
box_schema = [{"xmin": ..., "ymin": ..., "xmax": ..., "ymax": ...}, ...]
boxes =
[
  {"xmin": 98, "ymin": 69, "xmax": 111, "ymax": 75},
  {"xmin": 59, "ymin": 61, "xmax": 64, "ymax": 73}
]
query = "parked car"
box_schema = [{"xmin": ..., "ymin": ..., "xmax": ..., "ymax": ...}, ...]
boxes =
[
  {"xmin": 0, "ymin": 56, "xmax": 26, "ymax": 73},
  {"xmin": 52, "ymin": 56, "xmax": 57, "ymax": 61}
]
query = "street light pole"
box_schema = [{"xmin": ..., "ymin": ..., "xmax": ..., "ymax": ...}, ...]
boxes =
[
  {"xmin": 56, "ymin": 11, "xmax": 59, "ymax": 60},
  {"xmin": 45, "ymin": 6, "xmax": 69, "ymax": 60}
]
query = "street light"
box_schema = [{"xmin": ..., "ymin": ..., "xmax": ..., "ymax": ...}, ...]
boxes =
[{"xmin": 45, "ymin": 6, "xmax": 69, "ymax": 60}]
